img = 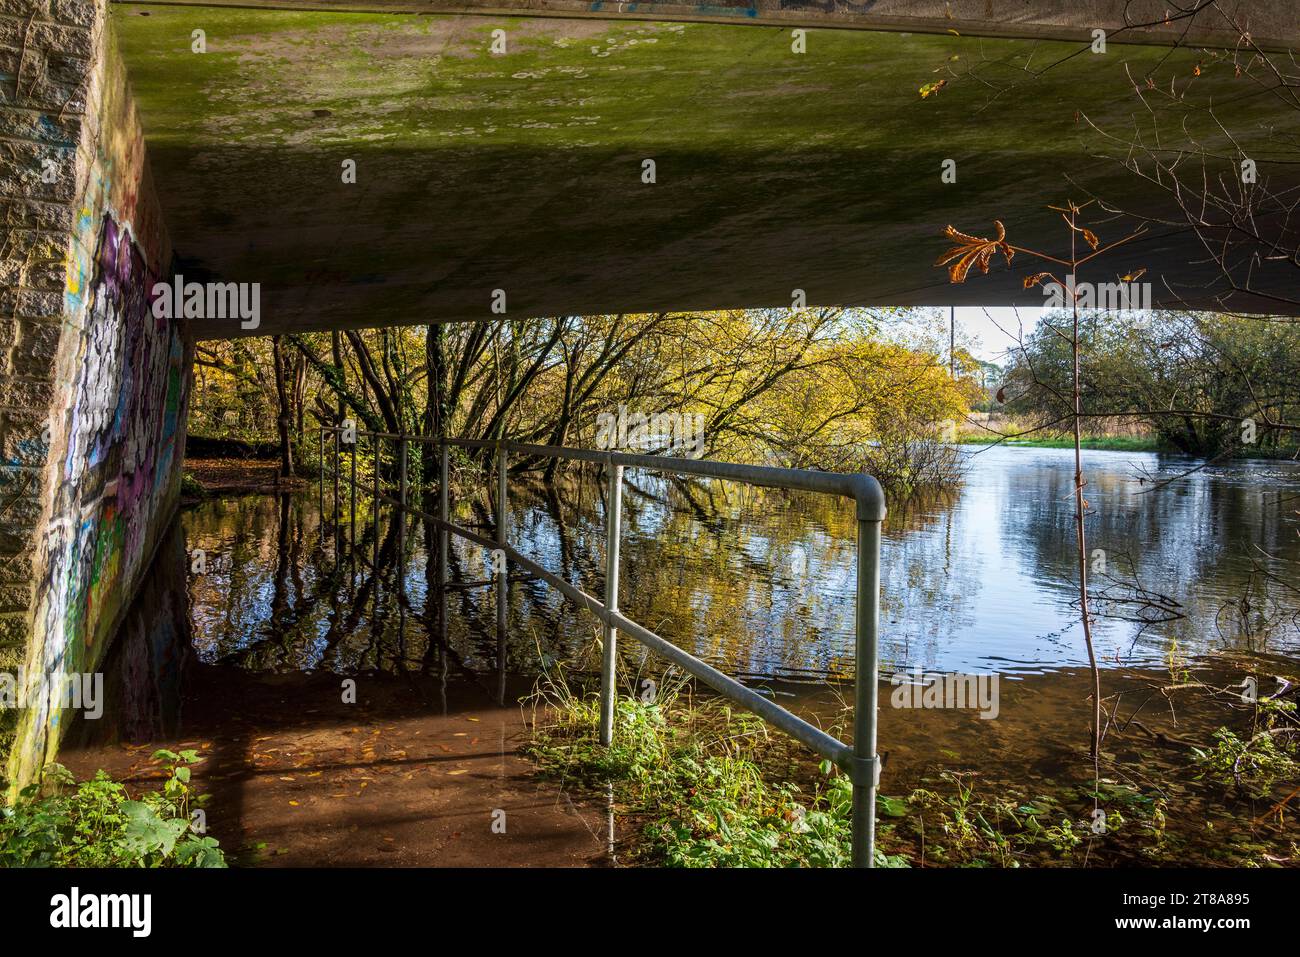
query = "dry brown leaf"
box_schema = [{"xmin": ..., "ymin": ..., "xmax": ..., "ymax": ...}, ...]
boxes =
[{"xmin": 936, "ymin": 221, "xmax": 1014, "ymax": 283}]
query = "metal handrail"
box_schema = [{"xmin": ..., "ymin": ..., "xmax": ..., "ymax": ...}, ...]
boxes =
[{"xmin": 318, "ymin": 425, "xmax": 886, "ymax": 867}]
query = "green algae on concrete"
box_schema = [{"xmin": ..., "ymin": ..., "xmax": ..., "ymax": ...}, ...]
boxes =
[{"xmin": 111, "ymin": 6, "xmax": 1297, "ymax": 334}]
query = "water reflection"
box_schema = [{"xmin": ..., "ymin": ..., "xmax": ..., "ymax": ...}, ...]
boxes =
[
  {"xmin": 64, "ymin": 522, "xmax": 194, "ymax": 748},
  {"xmin": 176, "ymin": 446, "xmax": 1299, "ymax": 686}
]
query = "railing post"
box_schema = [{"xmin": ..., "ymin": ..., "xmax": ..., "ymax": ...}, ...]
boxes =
[
  {"xmin": 495, "ymin": 441, "xmax": 508, "ymax": 613},
  {"xmin": 398, "ymin": 438, "xmax": 408, "ymax": 581},
  {"xmin": 439, "ymin": 443, "xmax": 449, "ymax": 588},
  {"xmin": 332, "ymin": 428, "xmax": 341, "ymax": 563},
  {"xmin": 350, "ymin": 438, "xmax": 357, "ymax": 532},
  {"xmin": 372, "ymin": 434, "xmax": 380, "ymax": 563},
  {"xmin": 852, "ymin": 516, "xmax": 883, "ymax": 868},
  {"xmin": 318, "ymin": 427, "xmax": 325, "ymax": 518},
  {"xmin": 437, "ymin": 442, "xmax": 450, "ymax": 705},
  {"xmin": 332, "ymin": 426, "xmax": 340, "ymax": 518},
  {"xmin": 600, "ymin": 462, "xmax": 623, "ymax": 747},
  {"xmin": 496, "ymin": 441, "xmax": 508, "ymax": 544}
]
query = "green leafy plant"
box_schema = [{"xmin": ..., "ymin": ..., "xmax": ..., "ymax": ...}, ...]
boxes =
[
  {"xmin": 0, "ymin": 750, "xmax": 226, "ymax": 868},
  {"xmin": 525, "ymin": 660, "xmax": 1179, "ymax": 868},
  {"xmin": 1193, "ymin": 727, "xmax": 1299, "ymax": 799},
  {"xmin": 525, "ymin": 665, "xmax": 908, "ymax": 868}
]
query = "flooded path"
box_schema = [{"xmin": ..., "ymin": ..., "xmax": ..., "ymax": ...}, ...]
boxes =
[
  {"xmin": 58, "ymin": 446, "xmax": 1300, "ymax": 864},
  {"xmin": 63, "ymin": 662, "xmax": 609, "ymax": 866},
  {"xmin": 57, "ymin": 514, "xmax": 612, "ymax": 866}
]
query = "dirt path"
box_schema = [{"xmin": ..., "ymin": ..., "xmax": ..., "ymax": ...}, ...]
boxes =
[{"xmin": 60, "ymin": 668, "xmax": 611, "ymax": 867}]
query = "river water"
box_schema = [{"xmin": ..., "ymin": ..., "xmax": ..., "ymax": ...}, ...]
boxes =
[
  {"xmin": 65, "ymin": 444, "xmax": 1299, "ymax": 864},
  {"xmin": 180, "ymin": 445, "xmax": 1300, "ymax": 685}
]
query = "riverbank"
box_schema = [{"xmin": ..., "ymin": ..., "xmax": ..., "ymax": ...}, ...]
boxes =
[
  {"xmin": 957, "ymin": 433, "xmax": 1160, "ymax": 452},
  {"xmin": 526, "ymin": 659, "xmax": 1299, "ymax": 867},
  {"xmin": 954, "ymin": 429, "xmax": 1299, "ymax": 458},
  {"xmin": 183, "ymin": 458, "xmax": 307, "ymax": 496}
]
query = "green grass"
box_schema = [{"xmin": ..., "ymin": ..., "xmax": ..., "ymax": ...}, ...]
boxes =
[
  {"xmin": 956, "ymin": 433, "xmax": 1160, "ymax": 452},
  {"xmin": 956, "ymin": 431, "xmax": 1300, "ymax": 458}
]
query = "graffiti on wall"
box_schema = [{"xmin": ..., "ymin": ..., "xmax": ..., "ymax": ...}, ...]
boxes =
[
  {"xmin": 17, "ymin": 213, "xmax": 189, "ymax": 774},
  {"xmin": 3, "ymin": 14, "xmax": 186, "ymax": 789}
]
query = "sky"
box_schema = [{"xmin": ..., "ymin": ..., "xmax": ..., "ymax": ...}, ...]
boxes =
[
  {"xmin": 951, "ymin": 306, "xmax": 1045, "ymax": 364},
  {"xmin": 877, "ymin": 305, "xmax": 1046, "ymax": 367}
]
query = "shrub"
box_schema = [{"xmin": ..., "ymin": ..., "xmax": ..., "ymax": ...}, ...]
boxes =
[{"xmin": 0, "ymin": 750, "xmax": 226, "ymax": 868}]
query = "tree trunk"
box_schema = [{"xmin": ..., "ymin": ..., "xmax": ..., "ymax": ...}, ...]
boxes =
[
  {"xmin": 423, "ymin": 322, "xmax": 447, "ymax": 481},
  {"xmin": 272, "ymin": 335, "xmax": 294, "ymax": 478},
  {"xmin": 1068, "ymin": 239, "xmax": 1101, "ymax": 766}
]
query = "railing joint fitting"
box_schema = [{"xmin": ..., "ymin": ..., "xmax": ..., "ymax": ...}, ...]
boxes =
[{"xmin": 846, "ymin": 754, "xmax": 881, "ymax": 788}]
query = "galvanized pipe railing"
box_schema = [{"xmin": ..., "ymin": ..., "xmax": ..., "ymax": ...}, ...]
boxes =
[{"xmin": 318, "ymin": 425, "xmax": 886, "ymax": 867}]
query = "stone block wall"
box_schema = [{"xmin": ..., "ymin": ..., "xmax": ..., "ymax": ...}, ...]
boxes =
[{"xmin": 1, "ymin": 0, "xmax": 191, "ymax": 789}]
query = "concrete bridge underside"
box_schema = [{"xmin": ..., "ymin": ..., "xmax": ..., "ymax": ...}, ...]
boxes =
[
  {"xmin": 1, "ymin": 0, "xmax": 1298, "ymax": 788},
  {"xmin": 112, "ymin": 1, "xmax": 1300, "ymax": 336}
]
